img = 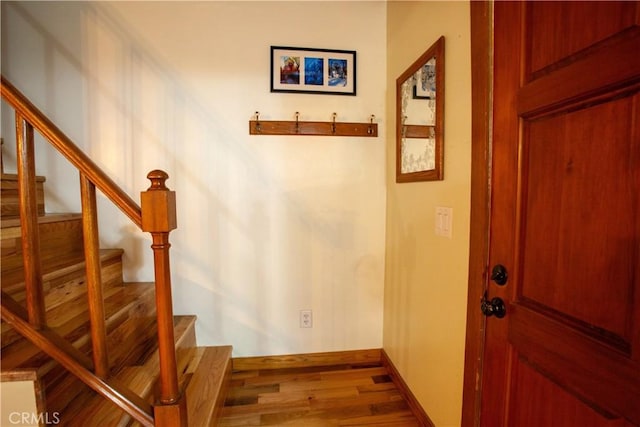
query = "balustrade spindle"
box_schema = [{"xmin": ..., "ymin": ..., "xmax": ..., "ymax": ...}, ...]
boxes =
[
  {"xmin": 16, "ymin": 115, "xmax": 46, "ymax": 328},
  {"xmin": 80, "ymin": 173, "xmax": 110, "ymax": 378}
]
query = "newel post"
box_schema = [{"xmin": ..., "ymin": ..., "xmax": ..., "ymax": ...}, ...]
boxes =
[{"xmin": 141, "ymin": 170, "xmax": 187, "ymax": 426}]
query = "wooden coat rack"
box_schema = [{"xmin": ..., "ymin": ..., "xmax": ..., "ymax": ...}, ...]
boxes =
[{"xmin": 249, "ymin": 112, "xmax": 378, "ymax": 137}]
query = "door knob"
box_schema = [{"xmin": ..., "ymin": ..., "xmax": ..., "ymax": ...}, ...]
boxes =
[
  {"xmin": 481, "ymin": 292, "xmax": 506, "ymax": 318},
  {"xmin": 490, "ymin": 264, "xmax": 508, "ymax": 285}
]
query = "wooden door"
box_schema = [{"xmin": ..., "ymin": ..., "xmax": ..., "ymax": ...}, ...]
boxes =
[{"xmin": 480, "ymin": 2, "xmax": 640, "ymax": 426}]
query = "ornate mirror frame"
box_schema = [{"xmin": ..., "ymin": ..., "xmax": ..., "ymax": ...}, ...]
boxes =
[{"xmin": 396, "ymin": 36, "xmax": 445, "ymax": 182}]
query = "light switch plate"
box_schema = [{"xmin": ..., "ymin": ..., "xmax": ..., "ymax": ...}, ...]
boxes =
[{"xmin": 435, "ymin": 206, "xmax": 453, "ymax": 238}]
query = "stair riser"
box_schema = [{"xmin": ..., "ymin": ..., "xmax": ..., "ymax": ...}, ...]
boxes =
[
  {"xmin": 0, "ymin": 175, "xmax": 46, "ymax": 218},
  {"xmin": 1, "ymin": 219, "xmax": 86, "ymax": 292},
  {"xmin": 1, "ymin": 217, "xmax": 84, "ymax": 277}
]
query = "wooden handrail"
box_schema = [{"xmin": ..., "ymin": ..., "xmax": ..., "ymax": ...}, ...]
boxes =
[
  {"xmin": 1, "ymin": 76, "xmax": 187, "ymax": 425},
  {"xmin": 0, "ymin": 76, "xmax": 142, "ymax": 228}
]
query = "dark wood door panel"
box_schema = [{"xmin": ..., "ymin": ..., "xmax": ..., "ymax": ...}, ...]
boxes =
[
  {"xmin": 519, "ymin": 92, "xmax": 639, "ymax": 342},
  {"xmin": 509, "ymin": 304, "xmax": 640, "ymax": 425},
  {"xmin": 518, "ymin": 28, "xmax": 640, "ymax": 118},
  {"xmin": 526, "ymin": 1, "xmax": 639, "ymax": 78},
  {"xmin": 509, "ymin": 356, "xmax": 636, "ymax": 427}
]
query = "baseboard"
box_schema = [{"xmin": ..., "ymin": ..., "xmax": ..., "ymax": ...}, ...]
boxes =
[
  {"xmin": 381, "ymin": 349, "xmax": 436, "ymax": 427},
  {"xmin": 232, "ymin": 348, "xmax": 382, "ymax": 371}
]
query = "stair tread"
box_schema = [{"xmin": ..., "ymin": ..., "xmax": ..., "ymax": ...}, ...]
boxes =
[
  {"xmin": 0, "ymin": 173, "xmax": 47, "ymax": 182},
  {"xmin": 1, "ymin": 212, "xmax": 81, "ymax": 229}
]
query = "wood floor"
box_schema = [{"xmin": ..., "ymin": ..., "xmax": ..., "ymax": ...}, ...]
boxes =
[{"xmin": 218, "ymin": 362, "xmax": 423, "ymax": 426}]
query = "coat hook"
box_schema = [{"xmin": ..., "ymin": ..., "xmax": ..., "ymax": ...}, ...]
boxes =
[
  {"xmin": 332, "ymin": 112, "xmax": 337, "ymax": 134},
  {"xmin": 255, "ymin": 111, "xmax": 261, "ymax": 133},
  {"xmin": 295, "ymin": 111, "xmax": 300, "ymax": 133},
  {"xmin": 368, "ymin": 114, "xmax": 375, "ymax": 134}
]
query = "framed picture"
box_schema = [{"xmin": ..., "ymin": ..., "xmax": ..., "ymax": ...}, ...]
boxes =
[
  {"xmin": 413, "ymin": 57, "xmax": 436, "ymax": 99},
  {"xmin": 271, "ymin": 46, "xmax": 356, "ymax": 96}
]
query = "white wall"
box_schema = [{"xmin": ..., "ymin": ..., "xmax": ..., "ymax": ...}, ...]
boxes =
[{"xmin": 1, "ymin": 1, "xmax": 387, "ymax": 357}]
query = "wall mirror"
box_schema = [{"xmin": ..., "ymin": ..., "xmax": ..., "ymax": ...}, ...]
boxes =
[{"xmin": 396, "ymin": 36, "xmax": 444, "ymax": 182}]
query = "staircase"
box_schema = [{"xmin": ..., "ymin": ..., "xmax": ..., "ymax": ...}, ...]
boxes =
[{"xmin": 1, "ymin": 76, "xmax": 232, "ymax": 426}]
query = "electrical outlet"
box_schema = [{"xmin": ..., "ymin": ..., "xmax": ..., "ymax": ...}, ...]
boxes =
[{"xmin": 300, "ymin": 310, "xmax": 313, "ymax": 328}]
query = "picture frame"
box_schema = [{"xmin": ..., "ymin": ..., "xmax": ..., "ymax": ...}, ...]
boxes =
[
  {"xmin": 270, "ymin": 46, "xmax": 356, "ymax": 96},
  {"xmin": 412, "ymin": 59, "xmax": 436, "ymax": 99}
]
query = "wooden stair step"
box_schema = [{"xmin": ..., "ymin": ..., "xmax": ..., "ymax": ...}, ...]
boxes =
[
  {"xmin": 1, "ymin": 249, "xmax": 127, "ymax": 348},
  {"xmin": 2, "ymin": 281, "xmax": 124, "ymax": 355},
  {"xmin": 1, "ymin": 247, "xmax": 124, "ymax": 296},
  {"xmin": 0, "ymin": 283, "xmax": 155, "ymax": 371},
  {"xmin": 184, "ymin": 345, "xmax": 233, "ymax": 427},
  {"xmin": 0, "ymin": 173, "xmax": 46, "ymax": 218},
  {"xmin": 61, "ymin": 316, "xmax": 201, "ymax": 426}
]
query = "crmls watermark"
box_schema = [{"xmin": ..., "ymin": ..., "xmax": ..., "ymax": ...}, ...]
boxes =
[{"xmin": 8, "ymin": 412, "xmax": 61, "ymax": 425}]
